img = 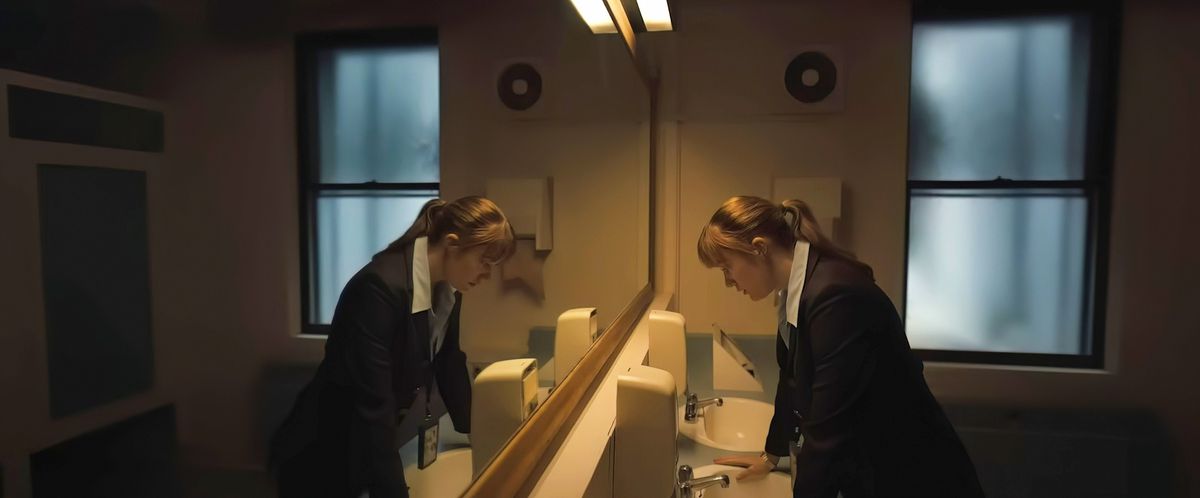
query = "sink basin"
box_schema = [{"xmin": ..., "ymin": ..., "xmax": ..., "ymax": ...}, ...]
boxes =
[
  {"xmin": 678, "ymin": 397, "xmax": 774, "ymax": 452},
  {"xmin": 402, "ymin": 447, "xmax": 473, "ymax": 497},
  {"xmin": 690, "ymin": 464, "xmax": 791, "ymax": 498}
]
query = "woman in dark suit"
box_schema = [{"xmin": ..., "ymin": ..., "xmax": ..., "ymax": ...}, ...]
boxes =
[
  {"xmin": 698, "ymin": 196, "xmax": 983, "ymax": 497},
  {"xmin": 270, "ymin": 196, "xmax": 515, "ymax": 498}
]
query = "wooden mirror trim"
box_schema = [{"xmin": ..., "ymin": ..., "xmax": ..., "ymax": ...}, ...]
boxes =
[{"xmin": 462, "ymin": 284, "xmax": 653, "ymax": 497}]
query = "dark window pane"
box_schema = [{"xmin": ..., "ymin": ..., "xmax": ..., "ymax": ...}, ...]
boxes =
[
  {"xmin": 905, "ymin": 190, "xmax": 1088, "ymax": 354},
  {"xmin": 909, "ymin": 16, "xmax": 1090, "ymax": 181},
  {"xmin": 315, "ymin": 46, "xmax": 439, "ymax": 184}
]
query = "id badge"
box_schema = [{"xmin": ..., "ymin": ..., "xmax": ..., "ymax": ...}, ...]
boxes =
[{"xmin": 417, "ymin": 415, "xmax": 439, "ymax": 469}]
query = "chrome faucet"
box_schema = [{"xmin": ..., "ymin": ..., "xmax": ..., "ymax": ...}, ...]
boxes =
[
  {"xmin": 678, "ymin": 465, "xmax": 730, "ymax": 498},
  {"xmin": 684, "ymin": 392, "xmax": 723, "ymax": 422}
]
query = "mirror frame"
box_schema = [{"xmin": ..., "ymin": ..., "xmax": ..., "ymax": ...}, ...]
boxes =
[
  {"xmin": 462, "ymin": 11, "xmax": 656, "ymax": 496},
  {"xmin": 464, "ymin": 285, "xmax": 653, "ymax": 497}
]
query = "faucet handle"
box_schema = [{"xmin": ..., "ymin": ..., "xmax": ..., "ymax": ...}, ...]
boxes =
[
  {"xmin": 678, "ymin": 464, "xmax": 694, "ymax": 484},
  {"xmin": 678, "ymin": 467, "xmax": 731, "ymax": 498}
]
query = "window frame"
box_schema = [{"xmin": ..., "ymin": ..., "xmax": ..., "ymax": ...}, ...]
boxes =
[
  {"xmin": 903, "ymin": 1, "xmax": 1121, "ymax": 368},
  {"xmin": 295, "ymin": 27, "xmax": 440, "ymax": 335}
]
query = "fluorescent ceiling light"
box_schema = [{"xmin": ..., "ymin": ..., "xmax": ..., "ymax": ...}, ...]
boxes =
[
  {"xmin": 570, "ymin": 0, "xmax": 618, "ymax": 34},
  {"xmin": 636, "ymin": 0, "xmax": 673, "ymax": 31}
]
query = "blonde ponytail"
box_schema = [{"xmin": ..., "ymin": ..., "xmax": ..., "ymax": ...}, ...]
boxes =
[
  {"xmin": 377, "ymin": 196, "xmax": 516, "ymax": 263},
  {"xmin": 781, "ymin": 199, "xmax": 821, "ymax": 246},
  {"xmin": 781, "ymin": 198, "xmax": 871, "ymax": 278},
  {"xmin": 698, "ymin": 195, "xmax": 872, "ymax": 279},
  {"xmin": 386, "ymin": 198, "xmax": 448, "ymax": 252}
]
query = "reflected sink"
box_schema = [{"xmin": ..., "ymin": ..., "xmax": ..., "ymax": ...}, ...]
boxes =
[
  {"xmin": 402, "ymin": 447, "xmax": 473, "ymax": 498},
  {"xmin": 690, "ymin": 464, "xmax": 791, "ymax": 498},
  {"xmin": 679, "ymin": 397, "xmax": 773, "ymax": 452}
]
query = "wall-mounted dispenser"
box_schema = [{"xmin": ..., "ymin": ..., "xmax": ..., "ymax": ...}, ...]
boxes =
[
  {"xmin": 614, "ymin": 365, "xmax": 678, "ymax": 498},
  {"xmin": 487, "ymin": 178, "xmax": 553, "ymax": 301},
  {"xmin": 470, "ymin": 358, "xmax": 540, "ymax": 476},
  {"xmin": 647, "ymin": 310, "xmax": 688, "ymax": 399},
  {"xmin": 554, "ymin": 307, "xmax": 598, "ymax": 386},
  {"xmin": 485, "ymin": 178, "xmax": 553, "ymax": 251}
]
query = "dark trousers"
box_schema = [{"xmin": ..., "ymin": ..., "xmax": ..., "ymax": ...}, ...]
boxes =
[{"xmin": 276, "ymin": 442, "xmax": 411, "ymax": 498}]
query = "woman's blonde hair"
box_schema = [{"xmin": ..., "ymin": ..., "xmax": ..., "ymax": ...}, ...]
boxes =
[
  {"xmin": 697, "ymin": 195, "xmax": 872, "ymax": 278},
  {"xmin": 377, "ymin": 196, "xmax": 516, "ymax": 263}
]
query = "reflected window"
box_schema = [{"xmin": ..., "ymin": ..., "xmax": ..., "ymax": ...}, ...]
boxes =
[
  {"xmin": 905, "ymin": 4, "xmax": 1118, "ymax": 368},
  {"xmin": 297, "ymin": 29, "xmax": 439, "ymax": 331}
]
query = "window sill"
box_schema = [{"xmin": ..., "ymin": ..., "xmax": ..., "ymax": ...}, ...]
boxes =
[{"xmin": 924, "ymin": 361, "xmax": 1113, "ymax": 376}]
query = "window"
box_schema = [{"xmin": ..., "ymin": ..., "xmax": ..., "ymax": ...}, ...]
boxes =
[
  {"xmin": 296, "ymin": 29, "xmax": 440, "ymax": 333},
  {"xmin": 904, "ymin": 2, "xmax": 1119, "ymax": 368}
]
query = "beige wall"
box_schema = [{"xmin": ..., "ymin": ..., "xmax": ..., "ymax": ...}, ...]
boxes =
[
  {"xmin": 651, "ymin": 0, "xmax": 1200, "ymax": 493},
  {"xmin": 438, "ymin": 4, "xmax": 649, "ymax": 356},
  {"xmin": 442, "ymin": 119, "xmax": 648, "ymax": 358}
]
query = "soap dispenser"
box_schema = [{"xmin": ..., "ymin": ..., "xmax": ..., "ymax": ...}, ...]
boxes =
[
  {"xmin": 614, "ymin": 365, "xmax": 678, "ymax": 498},
  {"xmin": 648, "ymin": 310, "xmax": 688, "ymax": 400},
  {"xmin": 470, "ymin": 358, "xmax": 540, "ymax": 476},
  {"xmin": 554, "ymin": 307, "xmax": 598, "ymax": 386}
]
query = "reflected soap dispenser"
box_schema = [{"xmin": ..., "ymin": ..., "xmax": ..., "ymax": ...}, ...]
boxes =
[
  {"xmin": 614, "ymin": 365, "xmax": 678, "ymax": 498},
  {"xmin": 554, "ymin": 307, "xmax": 598, "ymax": 386},
  {"xmin": 648, "ymin": 310, "xmax": 688, "ymax": 400},
  {"xmin": 470, "ymin": 358, "xmax": 539, "ymax": 476}
]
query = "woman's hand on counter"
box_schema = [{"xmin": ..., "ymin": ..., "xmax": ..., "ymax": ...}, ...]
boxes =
[{"xmin": 712, "ymin": 453, "xmax": 776, "ymax": 481}]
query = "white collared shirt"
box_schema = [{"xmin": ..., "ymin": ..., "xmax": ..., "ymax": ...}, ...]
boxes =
[
  {"xmin": 777, "ymin": 240, "xmax": 811, "ymax": 350},
  {"xmin": 412, "ymin": 237, "xmax": 458, "ymax": 357}
]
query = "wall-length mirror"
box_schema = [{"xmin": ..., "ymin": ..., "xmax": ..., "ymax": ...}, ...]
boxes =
[
  {"xmin": 289, "ymin": 1, "xmax": 651, "ymax": 497},
  {"xmin": 392, "ymin": 1, "xmax": 650, "ymax": 494}
]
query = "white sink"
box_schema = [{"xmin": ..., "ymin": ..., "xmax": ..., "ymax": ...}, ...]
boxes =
[
  {"xmin": 402, "ymin": 447, "xmax": 473, "ymax": 497},
  {"xmin": 690, "ymin": 464, "xmax": 791, "ymax": 498},
  {"xmin": 678, "ymin": 397, "xmax": 774, "ymax": 452}
]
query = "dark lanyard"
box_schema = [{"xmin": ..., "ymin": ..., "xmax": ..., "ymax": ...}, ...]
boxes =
[
  {"xmin": 422, "ymin": 332, "xmax": 435, "ymax": 421},
  {"xmin": 421, "ymin": 287, "xmax": 456, "ymax": 422},
  {"xmin": 424, "ymin": 311, "xmax": 438, "ymax": 421}
]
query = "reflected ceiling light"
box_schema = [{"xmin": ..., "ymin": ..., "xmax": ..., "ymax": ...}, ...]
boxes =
[
  {"xmin": 569, "ymin": 0, "xmax": 618, "ymax": 34},
  {"xmin": 635, "ymin": 0, "xmax": 673, "ymax": 31}
]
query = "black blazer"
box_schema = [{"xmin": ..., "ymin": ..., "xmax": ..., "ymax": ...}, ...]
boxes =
[
  {"xmin": 270, "ymin": 243, "xmax": 472, "ymax": 498},
  {"xmin": 766, "ymin": 248, "xmax": 983, "ymax": 498}
]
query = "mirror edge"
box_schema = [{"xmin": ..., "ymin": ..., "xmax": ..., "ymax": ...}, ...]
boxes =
[
  {"xmin": 461, "ymin": 8, "xmax": 657, "ymax": 494},
  {"xmin": 461, "ymin": 283, "xmax": 653, "ymax": 497}
]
